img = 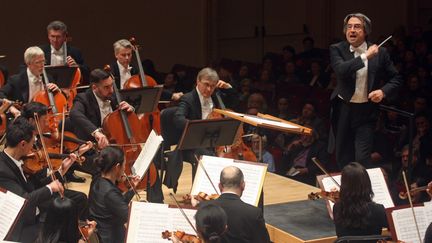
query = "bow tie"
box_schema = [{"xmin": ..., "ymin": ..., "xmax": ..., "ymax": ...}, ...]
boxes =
[
  {"xmin": 350, "ymin": 45, "xmax": 367, "ymax": 54},
  {"xmin": 33, "ymin": 76, "xmax": 42, "ymax": 84}
]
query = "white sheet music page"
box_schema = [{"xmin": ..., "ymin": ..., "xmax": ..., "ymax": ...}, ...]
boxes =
[
  {"xmin": 126, "ymin": 202, "xmax": 169, "ymax": 243},
  {"xmin": 0, "ymin": 191, "xmax": 25, "ymax": 240},
  {"xmin": 366, "ymin": 168, "xmax": 394, "ymax": 208},
  {"xmin": 169, "ymin": 207, "xmax": 197, "ymax": 235},
  {"xmin": 132, "ymin": 130, "xmax": 163, "ymax": 178},
  {"xmin": 391, "ymin": 206, "xmax": 428, "ymax": 243},
  {"xmin": 191, "ymin": 155, "xmax": 267, "ymax": 206}
]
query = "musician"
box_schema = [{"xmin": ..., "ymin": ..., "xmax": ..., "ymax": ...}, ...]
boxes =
[
  {"xmin": 172, "ymin": 204, "xmax": 227, "ymax": 243},
  {"xmin": 0, "ymin": 46, "xmax": 60, "ymax": 117},
  {"xmin": 69, "ymin": 68, "xmax": 134, "ymax": 149},
  {"xmin": 88, "ymin": 146, "xmax": 140, "ymax": 243},
  {"xmin": 333, "ymin": 162, "xmax": 388, "ymax": 237},
  {"xmin": 111, "ymin": 39, "xmax": 183, "ymax": 101},
  {"xmin": 329, "ymin": 13, "xmax": 402, "ymax": 169},
  {"xmin": 0, "ymin": 118, "xmax": 67, "ymax": 242},
  {"xmin": 35, "ymin": 197, "xmax": 97, "ymax": 243},
  {"xmin": 40, "ymin": 20, "xmax": 89, "ymax": 82},
  {"xmin": 199, "ymin": 166, "xmax": 271, "ymax": 243}
]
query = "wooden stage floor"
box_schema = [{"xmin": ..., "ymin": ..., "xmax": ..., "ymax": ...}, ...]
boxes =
[{"xmin": 67, "ymin": 162, "xmax": 335, "ymax": 243}]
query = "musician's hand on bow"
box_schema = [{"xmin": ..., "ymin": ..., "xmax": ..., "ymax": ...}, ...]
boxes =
[
  {"xmin": 94, "ymin": 131, "xmax": 109, "ymax": 149},
  {"xmin": 66, "ymin": 56, "xmax": 77, "ymax": 66},
  {"xmin": 48, "ymin": 179, "xmax": 64, "ymax": 194},
  {"xmin": 216, "ymin": 80, "xmax": 232, "ymax": 89},
  {"xmin": 130, "ymin": 175, "xmax": 141, "ymax": 187},
  {"xmin": 119, "ymin": 101, "xmax": 134, "ymax": 113},
  {"xmin": 366, "ymin": 44, "xmax": 379, "ymax": 59},
  {"xmin": 46, "ymin": 83, "xmax": 60, "ymax": 93},
  {"xmin": 8, "ymin": 104, "xmax": 21, "ymax": 118},
  {"xmin": 368, "ymin": 89, "xmax": 385, "ymax": 103},
  {"xmin": 171, "ymin": 92, "xmax": 184, "ymax": 101}
]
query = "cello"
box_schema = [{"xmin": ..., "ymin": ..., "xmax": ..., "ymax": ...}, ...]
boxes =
[
  {"xmin": 33, "ymin": 66, "xmax": 68, "ymax": 114},
  {"xmin": 123, "ymin": 37, "xmax": 161, "ymax": 137},
  {"xmin": 102, "ymin": 65, "xmax": 157, "ymax": 192}
]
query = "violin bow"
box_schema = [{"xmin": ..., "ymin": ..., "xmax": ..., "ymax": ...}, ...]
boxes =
[
  {"xmin": 311, "ymin": 157, "xmax": 340, "ymax": 188},
  {"xmin": 60, "ymin": 105, "xmax": 66, "ymax": 154},
  {"xmin": 194, "ymin": 155, "xmax": 219, "ymax": 195},
  {"xmin": 169, "ymin": 193, "xmax": 198, "ymax": 235},
  {"xmin": 402, "ymin": 171, "xmax": 422, "ymax": 243},
  {"xmin": 122, "ymin": 172, "xmax": 145, "ymax": 202},
  {"xmin": 34, "ymin": 113, "xmax": 64, "ymax": 198}
]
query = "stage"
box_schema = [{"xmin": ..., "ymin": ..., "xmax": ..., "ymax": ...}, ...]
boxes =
[{"xmin": 68, "ymin": 162, "xmax": 337, "ymax": 243}]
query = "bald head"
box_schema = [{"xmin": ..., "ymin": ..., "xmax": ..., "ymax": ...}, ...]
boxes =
[{"xmin": 219, "ymin": 166, "xmax": 244, "ymax": 192}]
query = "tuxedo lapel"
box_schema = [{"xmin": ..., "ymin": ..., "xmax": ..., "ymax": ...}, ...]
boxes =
[
  {"xmin": 21, "ymin": 72, "xmax": 30, "ymax": 102},
  {"xmin": 192, "ymin": 89, "xmax": 202, "ymax": 119},
  {"xmin": 0, "ymin": 152, "xmax": 31, "ymax": 192},
  {"xmin": 86, "ymin": 89, "xmax": 102, "ymax": 126}
]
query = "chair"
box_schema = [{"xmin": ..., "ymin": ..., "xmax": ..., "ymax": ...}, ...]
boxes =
[{"xmin": 334, "ymin": 235, "xmax": 392, "ymax": 243}]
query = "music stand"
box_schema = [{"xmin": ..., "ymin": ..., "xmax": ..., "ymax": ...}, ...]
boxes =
[
  {"xmin": 44, "ymin": 65, "xmax": 78, "ymax": 88},
  {"xmin": 119, "ymin": 86, "xmax": 162, "ymax": 114},
  {"xmin": 178, "ymin": 118, "xmax": 241, "ymax": 151}
]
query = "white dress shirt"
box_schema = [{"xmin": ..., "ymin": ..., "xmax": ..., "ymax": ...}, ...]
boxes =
[
  {"xmin": 93, "ymin": 91, "xmax": 113, "ymax": 125},
  {"xmin": 349, "ymin": 41, "xmax": 369, "ymax": 103},
  {"xmin": 196, "ymin": 86, "xmax": 213, "ymax": 119},
  {"xmin": 117, "ymin": 61, "xmax": 132, "ymax": 89},
  {"xmin": 50, "ymin": 45, "xmax": 65, "ymax": 66},
  {"xmin": 27, "ymin": 68, "xmax": 44, "ymax": 102}
]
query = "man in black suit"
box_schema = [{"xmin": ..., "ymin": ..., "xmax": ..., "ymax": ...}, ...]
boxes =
[
  {"xmin": 111, "ymin": 39, "xmax": 183, "ymax": 101},
  {"xmin": 330, "ymin": 13, "xmax": 402, "ymax": 169},
  {"xmin": 0, "ymin": 46, "xmax": 61, "ymax": 117},
  {"xmin": 200, "ymin": 166, "xmax": 271, "ymax": 243},
  {"xmin": 0, "ymin": 119, "xmax": 65, "ymax": 242},
  {"xmin": 40, "ymin": 20, "xmax": 89, "ymax": 83}
]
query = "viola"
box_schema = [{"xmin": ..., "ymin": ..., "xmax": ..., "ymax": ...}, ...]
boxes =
[
  {"xmin": 308, "ymin": 190, "xmax": 340, "ymax": 203},
  {"xmin": 123, "ymin": 37, "xmax": 161, "ymax": 137},
  {"xmin": 162, "ymin": 230, "xmax": 201, "ymax": 243},
  {"xmin": 103, "ymin": 65, "xmax": 157, "ymax": 192}
]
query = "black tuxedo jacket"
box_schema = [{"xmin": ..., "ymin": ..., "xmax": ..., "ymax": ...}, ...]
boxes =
[
  {"xmin": 40, "ymin": 44, "xmax": 90, "ymax": 82},
  {"xmin": 69, "ymin": 89, "xmax": 118, "ymax": 141},
  {"xmin": 200, "ymin": 193, "xmax": 270, "ymax": 243},
  {"xmin": 0, "ymin": 152, "xmax": 51, "ymax": 241},
  {"xmin": 0, "ymin": 70, "xmax": 30, "ymax": 102},
  {"xmin": 329, "ymin": 41, "xmax": 402, "ymax": 101}
]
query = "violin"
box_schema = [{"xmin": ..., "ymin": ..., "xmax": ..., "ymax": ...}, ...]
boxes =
[
  {"xmin": 398, "ymin": 184, "xmax": 428, "ymax": 201},
  {"xmin": 162, "ymin": 230, "xmax": 201, "ymax": 243},
  {"xmin": 22, "ymin": 147, "xmax": 69, "ymax": 174},
  {"xmin": 308, "ymin": 190, "xmax": 340, "ymax": 203},
  {"xmin": 181, "ymin": 192, "xmax": 220, "ymax": 205},
  {"xmin": 123, "ymin": 37, "xmax": 161, "ymax": 137}
]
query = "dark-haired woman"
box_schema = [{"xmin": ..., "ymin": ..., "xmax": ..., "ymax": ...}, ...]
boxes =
[
  {"xmin": 88, "ymin": 146, "xmax": 140, "ymax": 243},
  {"xmin": 333, "ymin": 162, "xmax": 388, "ymax": 237},
  {"xmin": 172, "ymin": 204, "xmax": 227, "ymax": 243},
  {"xmin": 35, "ymin": 197, "xmax": 97, "ymax": 243}
]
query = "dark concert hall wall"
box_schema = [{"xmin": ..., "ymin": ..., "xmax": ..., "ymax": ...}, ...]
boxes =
[{"xmin": 0, "ymin": 0, "xmax": 427, "ymax": 74}]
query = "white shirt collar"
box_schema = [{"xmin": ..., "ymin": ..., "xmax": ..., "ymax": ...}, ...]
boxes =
[
  {"xmin": 26, "ymin": 68, "xmax": 41, "ymax": 83},
  {"xmin": 196, "ymin": 86, "xmax": 211, "ymax": 105},
  {"xmin": 51, "ymin": 45, "xmax": 63, "ymax": 55},
  {"xmin": 4, "ymin": 150, "xmax": 26, "ymax": 181},
  {"xmin": 350, "ymin": 41, "xmax": 367, "ymax": 53},
  {"xmin": 93, "ymin": 90, "xmax": 111, "ymax": 107},
  {"xmin": 117, "ymin": 61, "xmax": 132, "ymax": 73}
]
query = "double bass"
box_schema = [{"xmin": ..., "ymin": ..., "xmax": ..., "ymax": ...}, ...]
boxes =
[
  {"xmin": 123, "ymin": 37, "xmax": 161, "ymax": 137},
  {"xmin": 102, "ymin": 65, "xmax": 157, "ymax": 192}
]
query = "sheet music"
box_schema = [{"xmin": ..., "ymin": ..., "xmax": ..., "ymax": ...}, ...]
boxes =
[
  {"xmin": 126, "ymin": 202, "xmax": 197, "ymax": 243},
  {"xmin": 0, "ymin": 191, "xmax": 25, "ymax": 240},
  {"xmin": 322, "ymin": 168, "xmax": 394, "ymax": 212},
  {"xmin": 132, "ymin": 130, "xmax": 163, "ymax": 178},
  {"xmin": 191, "ymin": 155, "xmax": 267, "ymax": 206},
  {"xmin": 392, "ymin": 207, "xmax": 428, "ymax": 243}
]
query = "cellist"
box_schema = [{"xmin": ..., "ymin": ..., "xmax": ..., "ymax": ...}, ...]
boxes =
[
  {"xmin": 0, "ymin": 46, "xmax": 61, "ymax": 117},
  {"xmin": 110, "ymin": 39, "xmax": 183, "ymax": 101}
]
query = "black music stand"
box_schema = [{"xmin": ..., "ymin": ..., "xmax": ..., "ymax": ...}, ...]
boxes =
[
  {"xmin": 45, "ymin": 65, "xmax": 78, "ymax": 88},
  {"xmin": 119, "ymin": 86, "xmax": 162, "ymax": 114}
]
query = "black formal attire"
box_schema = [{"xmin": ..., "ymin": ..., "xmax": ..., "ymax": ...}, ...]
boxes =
[
  {"xmin": 0, "ymin": 152, "xmax": 52, "ymax": 242},
  {"xmin": 200, "ymin": 193, "xmax": 270, "ymax": 243},
  {"xmin": 425, "ymin": 222, "xmax": 432, "ymax": 243},
  {"xmin": 329, "ymin": 41, "xmax": 402, "ymax": 169},
  {"xmin": 163, "ymin": 87, "xmax": 237, "ymax": 190},
  {"xmin": 110, "ymin": 61, "xmax": 176, "ymax": 101},
  {"xmin": 88, "ymin": 177, "xmax": 134, "ymax": 243},
  {"xmin": 0, "ymin": 70, "xmax": 31, "ymax": 102},
  {"xmin": 333, "ymin": 202, "xmax": 388, "ymax": 237},
  {"xmin": 40, "ymin": 44, "xmax": 90, "ymax": 83}
]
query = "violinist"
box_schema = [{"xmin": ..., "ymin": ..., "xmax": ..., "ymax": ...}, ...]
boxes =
[
  {"xmin": 35, "ymin": 197, "xmax": 97, "ymax": 243},
  {"xmin": 111, "ymin": 39, "xmax": 183, "ymax": 101},
  {"xmin": 88, "ymin": 146, "xmax": 140, "ymax": 243},
  {"xmin": 0, "ymin": 118, "xmax": 66, "ymax": 242},
  {"xmin": 40, "ymin": 20, "xmax": 89, "ymax": 82},
  {"xmin": 69, "ymin": 68, "xmax": 134, "ymax": 149},
  {"xmin": 333, "ymin": 162, "xmax": 388, "ymax": 237},
  {"xmin": 199, "ymin": 166, "xmax": 270, "ymax": 243},
  {"xmin": 20, "ymin": 102, "xmax": 90, "ymax": 218},
  {"xmin": 171, "ymin": 204, "xmax": 227, "ymax": 243},
  {"xmin": 0, "ymin": 46, "xmax": 60, "ymax": 117}
]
